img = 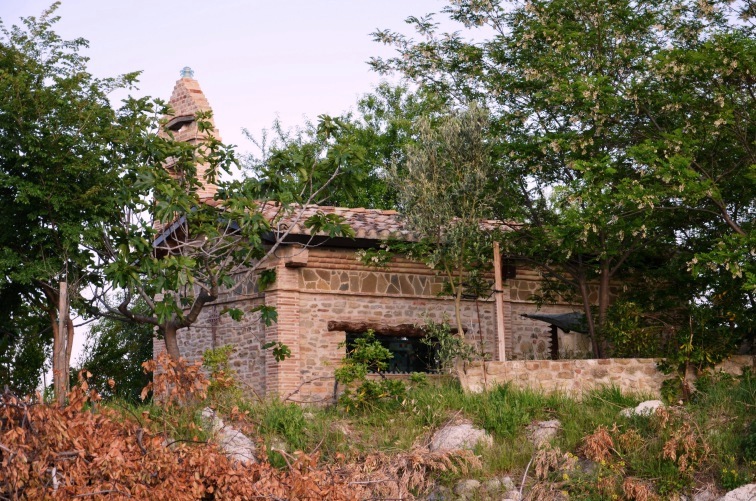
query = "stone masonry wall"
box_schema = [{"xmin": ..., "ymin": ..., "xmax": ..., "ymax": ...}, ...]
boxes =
[
  {"xmin": 156, "ymin": 246, "xmax": 595, "ymax": 400},
  {"xmin": 154, "ymin": 272, "xmax": 269, "ymax": 397},
  {"xmin": 287, "ymin": 247, "xmax": 500, "ymax": 402},
  {"xmin": 296, "ymin": 293, "xmax": 497, "ymax": 402},
  {"xmin": 508, "ymin": 267, "xmax": 608, "ymax": 360},
  {"xmin": 458, "ymin": 356, "xmax": 756, "ymax": 397}
]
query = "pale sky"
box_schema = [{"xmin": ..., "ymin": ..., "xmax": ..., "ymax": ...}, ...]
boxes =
[
  {"xmin": 1, "ymin": 0, "xmax": 449, "ymax": 371},
  {"xmin": 1, "ymin": 0, "xmax": 447, "ymax": 155}
]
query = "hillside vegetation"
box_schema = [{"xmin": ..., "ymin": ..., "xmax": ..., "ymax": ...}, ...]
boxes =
[{"xmin": 1, "ymin": 354, "xmax": 754, "ymax": 500}]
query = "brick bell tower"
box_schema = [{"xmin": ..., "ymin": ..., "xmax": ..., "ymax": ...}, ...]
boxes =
[{"xmin": 161, "ymin": 66, "xmax": 220, "ymax": 200}]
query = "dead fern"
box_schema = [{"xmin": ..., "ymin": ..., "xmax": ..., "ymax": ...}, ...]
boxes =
[
  {"xmin": 623, "ymin": 477, "xmax": 660, "ymax": 501},
  {"xmin": 344, "ymin": 447, "xmax": 481, "ymax": 499},
  {"xmin": 581, "ymin": 425, "xmax": 615, "ymax": 463}
]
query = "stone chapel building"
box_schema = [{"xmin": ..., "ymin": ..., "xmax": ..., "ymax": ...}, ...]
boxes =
[{"xmin": 153, "ymin": 70, "xmax": 592, "ymax": 403}]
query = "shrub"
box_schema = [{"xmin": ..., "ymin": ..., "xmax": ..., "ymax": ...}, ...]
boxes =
[
  {"xmin": 334, "ymin": 331, "xmax": 405, "ymax": 412},
  {"xmin": 421, "ymin": 318, "xmax": 478, "ymax": 373}
]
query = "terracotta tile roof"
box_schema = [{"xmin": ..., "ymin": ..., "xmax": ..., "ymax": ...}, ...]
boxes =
[
  {"xmin": 263, "ymin": 204, "xmax": 409, "ymax": 240},
  {"xmin": 256, "ymin": 203, "xmax": 512, "ymax": 241},
  {"xmin": 161, "ymin": 200, "xmax": 513, "ymax": 245}
]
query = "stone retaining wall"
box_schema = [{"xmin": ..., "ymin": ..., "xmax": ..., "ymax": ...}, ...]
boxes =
[{"xmin": 458, "ymin": 356, "xmax": 756, "ymax": 397}]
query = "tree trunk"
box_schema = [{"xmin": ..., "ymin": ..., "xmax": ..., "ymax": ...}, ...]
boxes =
[
  {"xmin": 579, "ymin": 279, "xmax": 604, "ymax": 358},
  {"xmin": 596, "ymin": 260, "xmax": 612, "ymax": 358},
  {"xmin": 63, "ymin": 318, "xmax": 74, "ymax": 395},
  {"xmin": 48, "ymin": 309, "xmax": 63, "ymax": 405},
  {"xmin": 54, "ymin": 281, "xmax": 68, "ymax": 406},
  {"xmin": 163, "ymin": 323, "xmax": 181, "ymax": 360},
  {"xmin": 453, "ymin": 259, "xmax": 466, "ymax": 340}
]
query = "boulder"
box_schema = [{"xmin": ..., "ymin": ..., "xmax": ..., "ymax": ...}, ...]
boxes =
[
  {"xmin": 454, "ymin": 479, "xmax": 482, "ymax": 499},
  {"xmin": 620, "ymin": 400, "xmax": 664, "ymax": 418},
  {"xmin": 483, "ymin": 475, "xmax": 516, "ymax": 493},
  {"xmin": 425, "ymin": 485, "xmax": 452, "ymax": 501},
  {"xmin": 527, "ymin": 420, "xmax": 562, "ymax": 448},
  {"xmin": 691, "ymin": 487, "xmax": 719, "ymax": 501},
  {"xmin": 719, "ymin": 483, "xmax": 756, "ymax": 501},
  {"xmin": 429, "ymin": 422, "xmax": 493, "ymax": 451},
  {"xmin": 201, "ymin": 408, "xmax": 257, "ymax": 464}
]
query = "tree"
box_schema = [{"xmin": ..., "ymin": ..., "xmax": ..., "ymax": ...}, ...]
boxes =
[
  {"xmin": 371, "ymin": 0, "xmax": 754, "ymax": 357},
  {"xmin": 632, "ymin": 19, "xmax": 755, "ymax": 324},
  {"xmin": 0, "ymin": 285, "xmax": 51, "ymax": 396},
  {"xmin": 393, "ymin": 105, "xmax": 502, "ymax": 337},
  {"xmin": 74, "ymin": 298, "xmax": 154, "ymax": 402},
  {"xmin": 97, "ymin": 112, "xmax": 357, "ymax": 361},
  {"xmin": 244, "ymin": 83, "xmax": 446, "ymax": 210},
  {"xmin": 0, "ymin": 4, "xmax": 154, "ymax": 402}
]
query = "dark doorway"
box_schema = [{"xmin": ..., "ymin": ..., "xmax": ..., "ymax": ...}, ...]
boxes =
[{"xmin": 345, "ymin": 332, "xmax": 437, "ymax": 374}]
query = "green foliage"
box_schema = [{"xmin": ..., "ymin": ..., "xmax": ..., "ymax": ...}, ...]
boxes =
[
  {"xmin": 335, "ymin": 331, "xmax": 405, "ymax": 412},
  {"xmin": 393, "ymin": 105, "xmax": 498, "ymax": 335},
  {"xmin": 104, "ymin": 363, "xmax": 754, "ymax": 493},
  {"xmin": 744, "ymin": 417, "xmax": 756, "ymax": 464},
  {"xmin": 74, "ymin": 299, "xmax": 154, "ymax": 402},
  {"xmin": 245, "ymin": 83, "xmax": 446, "ymax": 210},
  {"xmin": 98, "ymin": 105, "xmax": 358, "ymax": 359},
  {"xmin": 202, "ymin": 345, "xmax": 236, "ymax": 375},
  {"xmin": 720, "ymin": 455, "xmax": 753, "ymax": 491},
  {"xmin": 261, "ymin": 341, "xmax": 292, "ymax": 362},
  {"xmin": 0, "ymin": 289, "xmax": 50, "ymax": 396},
  {"xmin": 408, "ymin": 372, "xmax": 428, "ymax": 387},
  {"xmin": 257, "ymin": 269, "xmax": 277, "ymax": 291},
  {"xmin": 421, "ymin": 318, "xmax": 478, "ymax": 374},
  {"xmin": 604, "ymin": 300, "xmax": 668, "ymax": 358},
  {"xmin": 372, "ymin": 0, "xmax": 754, "ymax": 359},
  {"xmin": 0, "ymin": 3, "xmax": 159, "ymax": 398},
  {"xmin": 202, "ymin": 345, "xmax": 242, "ymax": 402}
]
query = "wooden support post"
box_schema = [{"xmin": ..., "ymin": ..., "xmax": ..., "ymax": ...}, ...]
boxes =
[
  {"xmin": 493, "ymin": 242, "xmax": 507, "ymax": 361},
  {"xmin": 55, "ymin": 280, "xmax": 68, "ymax": 405}
]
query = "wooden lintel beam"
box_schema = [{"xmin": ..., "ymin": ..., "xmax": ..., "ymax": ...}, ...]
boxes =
[{"xmin": 327, "ymin": 321, "xmax": 465, "ymax": 338}]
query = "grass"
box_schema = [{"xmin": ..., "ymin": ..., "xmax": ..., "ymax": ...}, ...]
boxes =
[{"xmin": 107, "ymin": 369, "xmax": 755, "ymax": 498}]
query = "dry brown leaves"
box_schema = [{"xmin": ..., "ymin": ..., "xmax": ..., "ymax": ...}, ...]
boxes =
[
  {"xmin": 0, "ymin": 363, "xmax": 482, "ymax": 500},
  {"xmin": 0, "ymin": 380, "xmax": 360, "ymax": 500},
  {"xmin": 141, "ymin": 353, "xmax": 210, "ymax": 406},
  {"xmin": 662, "ymin": 421, "xmax": 710, "ymax": 475}
]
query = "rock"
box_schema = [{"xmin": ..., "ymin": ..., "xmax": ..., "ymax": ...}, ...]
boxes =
[
  {"xmin": 430, "ymin": 422, "xmax": 493, "ymax": 451},
  {"xmin": 578, "ymin": 458, "xmax": 598, "ymax": 475},
  {"xmin": 691, "ymin": 487, "xmax": 719, "ymax": 501},
  {"xmin": 201, "ymin": 407, "xmax": 257, "ymax": 464},
  {"xmin": 502, "ymin": 490, "xmax": 522, "ymax": 501},
  {"xmin": 454, "ymin": 479, "xmax": 482, "ymax": 499},
  {"xmin": 527, "ymin": 419, "xmax": 562, "ymax": 448},
  {"xmin": 500, "ymin": 476, "xmax": 517, "ymax": 491},
  {"xmin": 483, "ymin": 477, "xmax": 503, "ymax": 492},
  {"xmin": 479, "ymin": 476, "xmax": 519, "ymax": 499},
  {"xmin": 719, "ymin": 483, "xmax": 756, "ymax": 501},
  {"xmin": 425, "ymin": 485, "xmax": 452, "ymax": 501},
  {"xmin": 620, "ymin": 400, "xmax": 664, "ymax": 418}
]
